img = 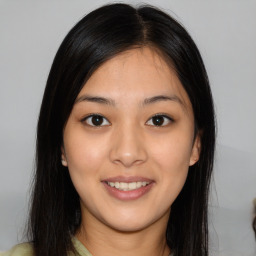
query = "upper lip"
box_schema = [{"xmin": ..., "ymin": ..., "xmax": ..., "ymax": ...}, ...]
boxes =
[{"xmin": 102, "ymin": 176, "xmax": 153, "ymax": 183}]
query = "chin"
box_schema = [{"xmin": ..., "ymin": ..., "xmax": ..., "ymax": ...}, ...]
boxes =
[
  {"xmin": 102, "ymin": 211, "xmax": 166, "ymax": 233},
  {"xmin": 107, "ymin": 221, "xmax": 152, "ymax": 233}
]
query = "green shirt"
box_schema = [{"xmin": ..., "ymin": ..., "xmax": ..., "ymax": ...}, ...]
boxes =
[
  {"xmin": 1, "ymin": 238, "xmax": 173, "ymax": 256},
  {"xmin": 0, "ymin": 237, "xmax": 92, "ymax": 256}
]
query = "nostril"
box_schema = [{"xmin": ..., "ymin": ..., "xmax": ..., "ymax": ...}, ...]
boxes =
[{"xmin": 109, "ymin": 133, "xmax": 147, "ymax": 167}]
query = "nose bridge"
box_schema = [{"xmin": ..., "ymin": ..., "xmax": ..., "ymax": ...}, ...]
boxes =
[{"xmin": 109, "ymin": 120, "xmax": 147, "ymax": 167}]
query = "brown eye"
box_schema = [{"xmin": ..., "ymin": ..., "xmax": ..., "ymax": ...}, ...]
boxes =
[
  {"xmin": 152, "ymin": 116, "xmax": 164, "ymax": 126},
  {"xmin": 84, "ymin": 114, "xmax": 110, "ymax": 127},
  {"xmin": 146, "ymin": 115, "xmax": 173, "ymax": 127}
]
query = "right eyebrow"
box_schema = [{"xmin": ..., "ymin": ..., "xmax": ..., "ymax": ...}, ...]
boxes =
[{"xmin": 75, "ymin": 94, "xmax": 116, "ymax": 106}]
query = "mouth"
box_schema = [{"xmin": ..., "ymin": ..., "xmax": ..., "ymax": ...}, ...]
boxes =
[
  {"xmin": 102, "ymin": 176, "xmax": 154, "ymax": 200},
  {"xmin": 105, "ymin": 181, "xmax": 150, "ymax": 191}
]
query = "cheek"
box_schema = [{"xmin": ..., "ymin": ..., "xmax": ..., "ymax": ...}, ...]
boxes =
[
  {"xmin": 64, "ymin": 133, "xmax": 109, "ymax": 207},
  {"xmin": 148, "ymin": 130, "xmax": 193, "ymax": 198},
  {"xmin": 150, "ymin": 132, "xmax": 193, "ymax": 172},
  {"xmin": 64, "ymin": 130, "xmax": 109, "ymax": 180}
]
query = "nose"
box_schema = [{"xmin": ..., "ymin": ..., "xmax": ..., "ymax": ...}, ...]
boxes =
[{"xmin": 109, "ymin": 123, "xmax": 147, "ymax": 168}]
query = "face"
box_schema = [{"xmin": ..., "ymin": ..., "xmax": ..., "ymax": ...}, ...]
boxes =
[{"xmin": 62, "ymin": 47, "xmax": 200, "ymax": 233}]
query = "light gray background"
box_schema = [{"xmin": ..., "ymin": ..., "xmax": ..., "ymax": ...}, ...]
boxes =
[{"xmin": 0, "ymin": 0, "xmax": 256, "ymax": 255}]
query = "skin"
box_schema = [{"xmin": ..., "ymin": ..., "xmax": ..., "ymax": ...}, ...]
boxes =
[{"xmin": 62, "ymin": 47, "xmax": 201, "ymax": 256}]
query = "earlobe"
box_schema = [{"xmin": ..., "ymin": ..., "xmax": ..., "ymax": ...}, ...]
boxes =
[
  {"xmin": 189, "ymin": 133, "xmax": 201, "ymax": 166},
  {"xmin": 61, "ymin": 146, "xmax": 68, "ymax": 167},
  {"xmin": 61, "ymin": 158, "xmax": 68, "ymax": 167}
]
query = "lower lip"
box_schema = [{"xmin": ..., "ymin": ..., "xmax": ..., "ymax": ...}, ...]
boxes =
[{"xmin": 102, "ymin": 182, "xmax": 154, "ymax": 201}]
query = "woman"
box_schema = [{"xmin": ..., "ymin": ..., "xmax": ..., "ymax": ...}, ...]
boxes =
[{"xmin": 2, "ymin": 3, "xmax": 215, "ymax": 256}]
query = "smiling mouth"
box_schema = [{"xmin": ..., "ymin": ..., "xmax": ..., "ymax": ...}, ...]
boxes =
[{"xmin": 105, "ymin": 181, "xmax": 150, "ymax": 191}]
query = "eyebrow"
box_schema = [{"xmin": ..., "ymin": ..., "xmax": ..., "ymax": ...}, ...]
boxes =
[
  {"xmin": 75, "ymin": 95, "xmax": 115, "ymax": 106},
  {"xmin": 142, "ymin": 95, "xmax": 184, "ymax": 106},
  {"xmin": 75, "ymin": 94, "xmax": 184, "ymax": 107}
]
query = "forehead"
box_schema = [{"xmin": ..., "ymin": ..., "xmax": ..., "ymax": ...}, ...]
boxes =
[{"xmin": 78, "ymin": 47, "xmax": 192, "ymax": 110}]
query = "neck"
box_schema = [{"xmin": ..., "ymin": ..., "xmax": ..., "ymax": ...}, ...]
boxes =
[{"xmin": 76, "ymin": 210, "xmax": 171, "ymax": 256}]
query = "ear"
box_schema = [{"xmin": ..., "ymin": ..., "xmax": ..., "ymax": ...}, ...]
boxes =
[
  {"xmin": 189, "ymin": 133, "xmax": 201, "ymax": 166},
  {"xmin": 61, "ymin": 146, "xmax": 68, "ymax": 167}
]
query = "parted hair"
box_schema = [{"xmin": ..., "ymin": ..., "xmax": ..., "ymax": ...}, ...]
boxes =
[{"xmin": 28, "ymin": 3, "xmax": 216, "ymax": 256}]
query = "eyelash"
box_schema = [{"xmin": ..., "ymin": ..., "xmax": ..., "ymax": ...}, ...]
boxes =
[
  {"xmin": 146, "ymin": 114, "xmax": 174, "ymax": 127},
  {"xmin": 81, "ymin": 113, "xmax": 174, "ymax": 127},
  {"xmin": 81, "ymin": 114, "xmax": 110, "ymax": 127}
]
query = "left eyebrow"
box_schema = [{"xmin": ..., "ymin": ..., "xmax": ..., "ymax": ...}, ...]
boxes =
[{"xmin": 142, "ymin": 95, "xmax": 184, "ymax": 106}]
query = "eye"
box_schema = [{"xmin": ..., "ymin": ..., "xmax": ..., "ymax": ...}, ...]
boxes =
[
  {"xmin": 146, "ymin": 114, "xmax": 173, "ymax": 127},
  {"xmin": 82, "ymin": 114, "xmax": 110, "ymax": 127}
]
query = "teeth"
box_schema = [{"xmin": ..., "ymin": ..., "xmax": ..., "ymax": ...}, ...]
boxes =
[
  {"xmin": 115, "ymin": 182, "xmax": 119, "ymax": 189},
  {"xmin": 107, "ymin": 181, "xmax": 150, "ymax": 191}
]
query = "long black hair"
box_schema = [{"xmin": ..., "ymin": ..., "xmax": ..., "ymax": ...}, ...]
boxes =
[{"xmin": 28, "ymin": 3, "xmax": 215, "ymax": 256}]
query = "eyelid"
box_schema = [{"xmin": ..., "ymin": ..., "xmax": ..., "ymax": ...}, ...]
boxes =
[
  {"xmin": 81, "ymin": 113, "xmax": 111, "ymax": 127},
  {"xmin": 80, "ymin": 113, "xmax": 173, "ymax": 127},
  {"xmin": 145, "ymin": 113, "xmax": 174, "ymax": 126}
]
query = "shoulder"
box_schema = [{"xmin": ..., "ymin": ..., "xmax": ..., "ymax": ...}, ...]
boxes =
[
  {"xmin": 0, "ymin": 238, "xmax": 92, "ymax": 256},
  {"xmin": 0, "ymin": 243, "xmax": 33, "ymax": 256},
  {"xmin": 72, "ymin": 237, "xmax": 92, "ymax": 256}
]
